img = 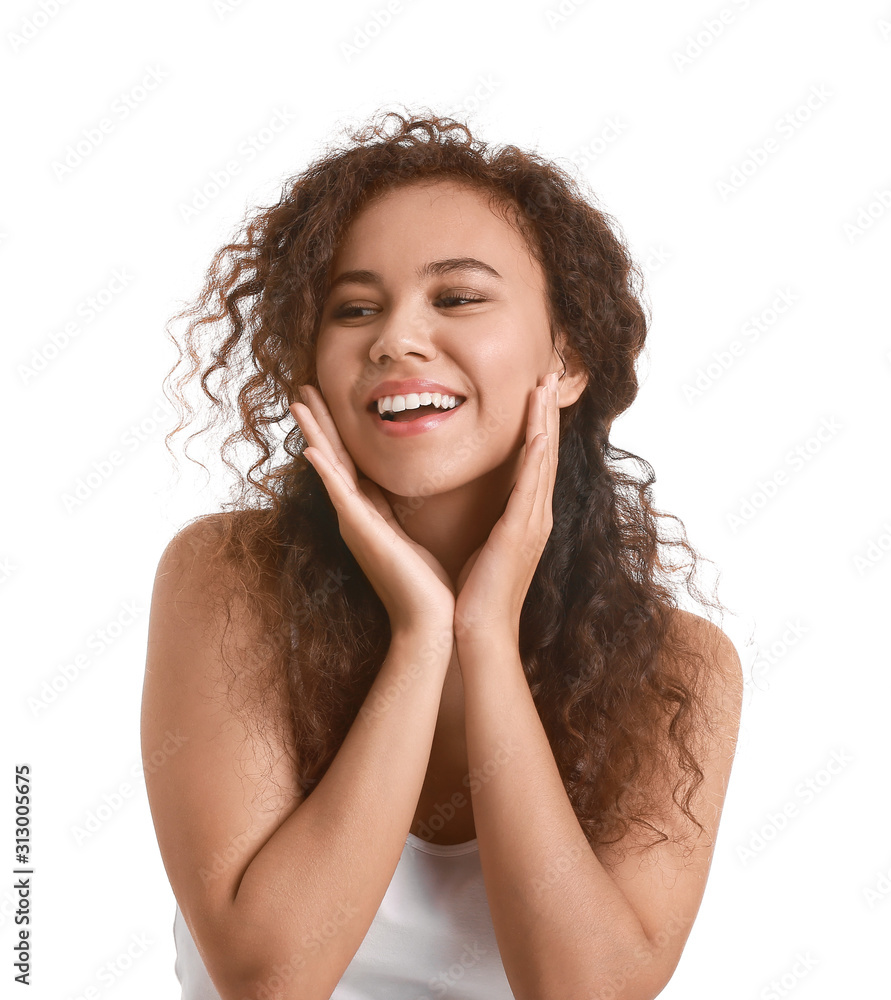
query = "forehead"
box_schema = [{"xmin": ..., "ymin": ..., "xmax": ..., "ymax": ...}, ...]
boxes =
[{"xmin": 331, "ymin": 179, "xmax": 542, "ymax": 286}]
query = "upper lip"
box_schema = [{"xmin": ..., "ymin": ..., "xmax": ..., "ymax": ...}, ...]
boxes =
[{"xmin": 365, "ymin": 379, "xmax": 466, "ymax": 410}]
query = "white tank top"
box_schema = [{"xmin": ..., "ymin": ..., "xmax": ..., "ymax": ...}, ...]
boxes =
[{"xmin": 173, "ymin": 831, "xmax": 516, "ymax": 998}]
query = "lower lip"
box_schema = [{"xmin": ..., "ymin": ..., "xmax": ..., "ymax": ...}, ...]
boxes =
[{"xmin": 371, "ymin": 402, "xmax": 465, "ymax": 437}]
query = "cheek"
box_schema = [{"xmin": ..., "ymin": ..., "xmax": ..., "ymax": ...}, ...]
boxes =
[
  {"xmin": 313, "ymin": 336, "xmax": 337, "ymax": 393},
  {"xmin": 470, "ymin": 333, "xmax": 547, "ymax": 397},
  {"xmin": 313, "ymin": 343, "xmax": 353, "ymax": 413},
  {"xmin": 315, "ymin": 335, "xmax": 380, "ymax": 410},
  {"xmin": 467, "ymin": 394, "xmax": 531, "ymax": 467},
  {"xmin": 480, "ymin": 392, "xmax": 524, "ymax": 440}
]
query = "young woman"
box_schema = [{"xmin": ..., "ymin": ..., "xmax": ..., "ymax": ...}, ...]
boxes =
[{"xmin": 141, "ymin": 109, "xmax": 743, "ymax": 1000}]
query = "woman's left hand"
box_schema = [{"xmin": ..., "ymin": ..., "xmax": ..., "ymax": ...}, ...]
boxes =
[{"xmin": 454, "ymin": 370, "xmax": 561, "ymax": 646}]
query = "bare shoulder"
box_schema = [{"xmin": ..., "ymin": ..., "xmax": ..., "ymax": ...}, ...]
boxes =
[
  {"xmin": 141, "ymin": 510, "xmax": 301, "ymax": 979},
  {"xmin": 148, "ymin": 508, "xmax": 294, "ymax": 751},
  {"xmin": 156, "ymin": 508, "xmax": 283, "ymax": 638},
  {"xmin": 152, "ymin": 512, "xmax": 238, "ymax": 613},
  {"xmin": 668, "ymin": 608, "xmax": 744, "ymax": 724},
  {"xmin": 156, "ymin": 509, "xmax": 267, "ymax": 583}
]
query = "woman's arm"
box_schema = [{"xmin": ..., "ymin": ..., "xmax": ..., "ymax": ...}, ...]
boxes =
[
  {"xmin": 452, "ymin": 375, "xmax": 743, "ymax": 998},
  {"xmin": 141, "ymin": 516, "xmax": 453, "ymax": 1000},
  {"xmin": 457, "ymin": 612, "xmax": 742, "ymax": 1000}
]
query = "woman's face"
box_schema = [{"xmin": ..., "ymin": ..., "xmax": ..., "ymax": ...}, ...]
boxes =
[{"xmin": 313, "ymin": 178, "xmax": 584, "ymax": 497}]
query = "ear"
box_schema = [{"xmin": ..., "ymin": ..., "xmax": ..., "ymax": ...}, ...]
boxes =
[{"xmin": 551, "ymin": 331, "xmax": 588, "ymax": 408}]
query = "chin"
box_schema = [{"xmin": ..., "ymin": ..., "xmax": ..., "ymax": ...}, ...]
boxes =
[
  {"xmin": 368, "ymin": 459, "xmax": 471, "ymax": 504},
  {"xmin": 375, "ymin": 469, "xmax": 460, "ymax": 505},
  {"xmin": 378, "ymin": 457, "xmax": 510, "ymax": 509}
]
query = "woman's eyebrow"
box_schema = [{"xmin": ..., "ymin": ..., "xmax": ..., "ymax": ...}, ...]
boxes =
[{"xmin": 325, "ymin": 257, "xmax": 504, "ymax": 295}]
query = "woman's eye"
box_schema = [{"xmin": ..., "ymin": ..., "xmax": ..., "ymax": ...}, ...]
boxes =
[
  {"xmin": 335, "ymin": 305, "xmax": 376, "ymax": 318},
  {"xmin": 438, "ymin": 294, "xmax": 486, "ymax": 307},
  {"xmin": 334, "ymin": 293, "xmax": 486, "ymax": 318}
]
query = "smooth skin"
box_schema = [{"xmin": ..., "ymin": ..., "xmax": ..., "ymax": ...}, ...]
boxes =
[
  {"xmin": 288, "ymin": 178, "xmax": 591, "ymax": 853},
  {"xmin": 290, "ymin": 176, "xmax": 589, "ymax": 677},
  {"xmin": 302, "ymin": 178, "xmax": 589, "ymax": 598},
  {"xmin": 290, "ymin": 368, "xmax": 558, "ymax": 647},
  {"xmin": 290, "ymin": 178, "xmax": 589, "ymax": 850}
]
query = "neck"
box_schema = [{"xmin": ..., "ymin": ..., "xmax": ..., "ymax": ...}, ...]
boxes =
[{"xmin": 381, "ymin": 448, "xmax": 524, "ymax": 587}]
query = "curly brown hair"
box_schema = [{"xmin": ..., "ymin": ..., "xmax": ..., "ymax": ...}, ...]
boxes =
[{"xmin": 163, "ymin": 106, "xmax": 735, "ymax": 861}]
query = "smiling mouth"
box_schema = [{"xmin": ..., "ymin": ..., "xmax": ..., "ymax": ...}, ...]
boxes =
[{"xmin": 372, "ymin": 397, "xmax": 466, "ymax": 422}]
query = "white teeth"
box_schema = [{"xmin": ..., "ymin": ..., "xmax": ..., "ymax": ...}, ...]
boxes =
[{"xmin": 376, "ymin": 392, "xmax": 462, "ymax": 415}]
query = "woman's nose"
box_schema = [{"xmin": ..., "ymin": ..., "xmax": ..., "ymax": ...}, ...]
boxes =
[{"xmin": 368, "ymin": 308, "xmax": 437, "ymax": 364}]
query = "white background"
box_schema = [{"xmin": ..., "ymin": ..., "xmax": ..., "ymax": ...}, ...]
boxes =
[{"xmin": 3, "ymin": 0, "xmax": 890, "ymax": 997}]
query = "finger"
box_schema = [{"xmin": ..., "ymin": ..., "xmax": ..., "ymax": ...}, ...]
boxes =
[
  {"xmin": 355, "ymin": 479, "xmax": 429, "ymax": 553},
  {"xmin": 294, "ymin": 386, "xmax": 358, "ymax": 480},
  {"xmin": 304, "ymin": 448, "xmax": 417, "ymax": 595},
  {"xmin": 530, "ymin": 381, "xmax": 552, "ymax": 527},
  {"xmin": 292, "ymin": 400, "xmax": 363, "ymax": 500},
  {"xmin": 479, "ymin": 377, "xmax": 550, "ymax": 560},
  {"xmin": 295, "ymin": 386, "xmax": 356, "ymax": 477},
  {"xmin": 293, "ymin": 401, "xmax": 364, "ymax": 509},
  {"xmin": 303, "ymin": 446, "xmax": 358, "ymax": 509},
  {"xmin": 305, "ymin": 447, "xmax": 387, "ymax": 545},
  {"xmin": 510, "ymin": 422, "xmax": 549, "ymax": 524},
  {"xmin": 518, "ymin": 429, "xmax": 549, "ymax": 563},
  {"xmin": 523, "ymin": 379, "xmax": 552, "ymax": 507},
  {"xmin": 528, "ymin": 374, "xmax": 559, "ymax": 552},
  {"xmin": 291, "ymin": 401, "xmax": 340, "ymax": 470},
  {"xmin": 545, "ymin": 372, "xmax": 559, "ymax": 511},
  {"xmin": 357, "ymin": 479, "xmax": 406, "ymax": 532}
]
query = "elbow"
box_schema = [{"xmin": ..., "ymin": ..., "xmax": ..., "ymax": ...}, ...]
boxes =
[
  {"xmin": 223, "ymin": 965, "xmax": 301, "ymax": 1000},
  {"xmin": 214, "ymin": 962, "xmax": 310, "ymax": 1000},
  {"xmin": 549, "ymin": 939, "xmax": 674, "ymax": 1000},
  {"xmin": 214, "ymin": 941, "xmax": 337, "ymax": 1000},
  {"xmin": 231, "ymin": 967, "xmax": 338, "ymax": 1000},
  {"xmin": 202, "ymin": 943, "xmax": 304, "ymax": 1000},
  {"xmin": 593, "ymin": 938, "xmax": 677, "ymax": 1000},
  {"xmin": 191, "ymin": 948, "xmax": 286, "ymax": 1000},
  {"xmin": 186, "ymin": 913, "xmax": 325, "ymax": 1000}
]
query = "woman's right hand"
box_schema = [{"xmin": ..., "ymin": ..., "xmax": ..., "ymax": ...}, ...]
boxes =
[{"xmin": 290, "ymin": 385, "xmax": 456, "ymax": 637}]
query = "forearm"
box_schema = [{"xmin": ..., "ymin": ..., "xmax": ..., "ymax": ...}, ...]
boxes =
[
  {"xmin": 229, "ymin": 625, "xmax": 453, "ymax": 1000},
  {"xmin": 459, "ymin": 631, "xmax": 653, "ymax": 1000}
]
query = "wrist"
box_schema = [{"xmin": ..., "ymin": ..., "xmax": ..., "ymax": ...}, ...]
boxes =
[
  {"xmin": 389, "ymin": 622, "xmax": 455, "ymax": 661},
  {"xmin": 454, "ymin": 619, "xmax": 519, "ymax": 653}
]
